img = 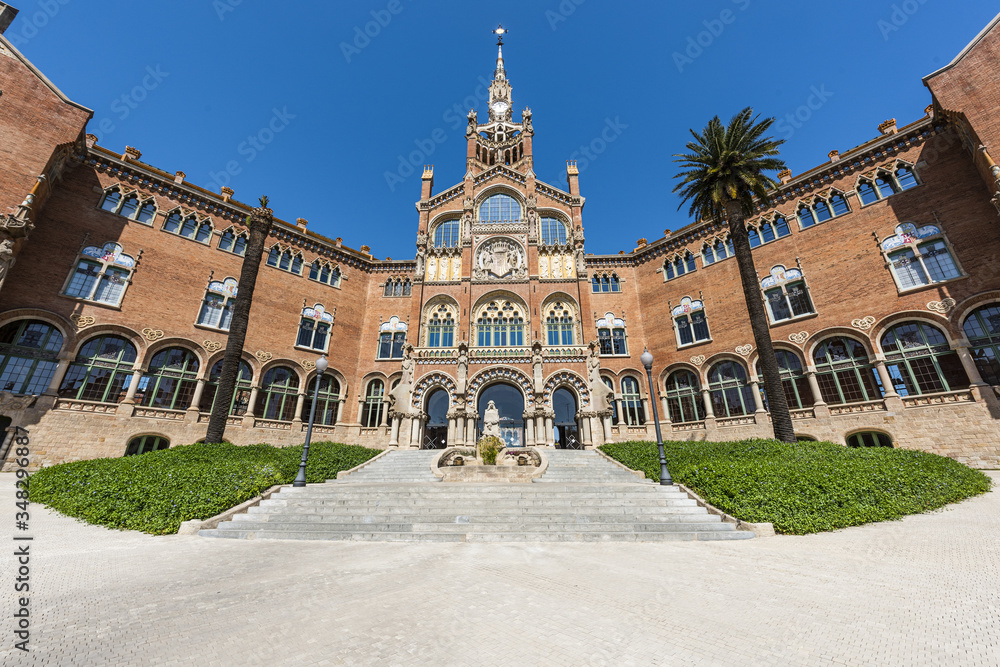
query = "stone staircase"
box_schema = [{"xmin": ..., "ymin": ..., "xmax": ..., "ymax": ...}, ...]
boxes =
[{"xmin": 198, "ymin": 450, "xmax": 753, "ymax": 542}]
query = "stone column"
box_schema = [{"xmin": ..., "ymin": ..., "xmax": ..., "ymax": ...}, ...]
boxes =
[
  {"xmin": 389, "ymin": 414, "xmax": 400, "ymax": 446},
  {"xmin": 700, "ymin": 388, "xmax": 715, "ymax": 419},
  {"xmin": 456, "ymin": 415, "xmax": 466, "ymax": 446},
  {"xmin": 804, "ymin": 370, "xmax": 830, "ymax": 418},
  {"xmin": 245, "ymin": 387, "xmax": 260, "ymax": 417},
  {"xmin": 660, "ymin": 394, "xmax": 671, "ymax": 426},
  {"xmin": 356, "ymin": 397, "xmax": 365, "ymax": 424},
  {"xmin": 955, "ymin": 345, "xmax": 987, "ymax": 386},
  {"xmin": 447, "ymin": 417, "xmax": 456, "ymax": 446},
  {"xmin": 525, "ymin": 413, "xmax": 535, "ymax": 446},
  {"xmin": 379, "ymin": 400, "xmax": 390, "ymax": 428},
  {"xmin": 641, "ymin": 396, "xmax": 652, "ymax": 425},
  {"xmin": 410, "ymin": 414, "xmax": 425, "ymax": 448},
  {"xmin": 122, "ymin": 368, "xmax": 145, "ymax": 404},
  {"xmin": 335, "ymin": 399, "xmax": 345, "ymax": 424},
  {"xmin": 188, "ymin": 378, "xmax": 207, "ymax": 412},
  {"xmin": 581, "ymin": 415, "xmax": 593, "ymax": 447},
  {"xmin": 874, "ymin": 360, "xmax": 899, "ymax": 398},
  {"xmin": 602, "ymin": 415, "xmax": 613, "ymax": 442},
  {"xmin": 751, "ymin": 381, "xmax": 767, "ymax": 413},
  {"xmin": 292, "ymin": 392, "xmax": 306, "ymax": 426},
  {"xmin": 544, "ymin": 414, "xmax": 554, "ymax": 446},
  {"xmin": 44, "ymin": 355, "xmax": 74, "ymax": 395},
  {"xmin": 615, "ymin": 398, "xmax": 625, "ymax": 424}
]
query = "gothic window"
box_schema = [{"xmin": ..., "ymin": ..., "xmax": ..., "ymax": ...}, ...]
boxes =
[
  {"xmin": 218, "ymin": 229, "xmax": 248, "ymax": 256},
  {"xmin": 672, "ymin": 297, "xmax": 710, "ymax": 347},
  {"xmin": 124, "ymin": 435, "xmax": 170, "ymax": 456},
  {"xmin": 756, "ymin": 350, "xmax": 813, "ymax": 410},
  {"xmin": 476, "ymin": 301, "xmax": 525, "ymax": 347},
  {"xmin": 62, "ymin": 242, "xmax": 136, "ymax": 307},
  {"xmin": 665, "ymin": 370, "xmax": 705, "ymax": 423},
  {"xmin": 164, "ymin": 212, "xmax": 212, "ymax": 243},
  {"xmin": 761, "ymin": 265, "xmax": 815, "ymax": 323},
  {"xmin": 377, "ymin": 317, "xmax": 407, "ymax": 359},
  {"xmin": 812, "ymin": 337, "xmax": 884, "ymax": 405},
  {"xmin": 880, "ymin": 322, "xmax": 969, "ymax": 396},
  {"xmin": 478, "ymin": 193, "xmax": 521, "ymax": 223},
  {"xmin": 602, "ymin": 376, "xmax": 618, "ymax": 424},
  {"xmin": 362, "ymin": 379, "xmax": 385, "ymax": 427},
  {"xmin": 895, "ymin": 165, "xmax": 919, "ymax": 190},
  {"xmin": 859, "ymin": 164, "xmax": 917, "ymax": 206},
  {"xmin": 702, "ymin": 238, "xmax": 733, "ymax": 265},
  {"xmin": 797, "ymin": 205, "xmax": 816, "ymax": 229},
  {"xmin": 383, "ymin": 278, "xmax": 411, "ymax": 297},
  {"xmin": 707, "ymin": 360, "xmax": 756, "ymax": 417},
  {"xmin": 137, "ymin": 347, "xmax": 200, "ymax": 410},
  {"xmin": 99, "ymin": 188, "xmax": 156, "ymax": 224},
  {"xmin": 875, "ymin": 173, "xmax": 899, "ymax": 198},
  {"xmin": 540, "ymin": 217, "xmax": 568, "ymax": 245},
  {"xmin": 119, "ymin": 194, "xmax": 139, "ymax": 219},
  {"xmin": 592, "ymin": 273, "xmax": 621, "ymax": 293},
  {"xmin": 303, "ymin": 375, "xmax": 341, "ymax": 426},
  {"xmin": 255, "ymin": 366, "xmax": 300, "ymax": 421},
  {"xmin": 830, "ymin": 193, "xmax": 850, "ymax": 216},
  {"xmin": 881, "ymin": 223, "xmax": 962, "ymax": 291},
  {"xmin": 100, "ymin": 189, "xmax": 122, "ymax": 212},
  {"xmin": 620, "ymin": 376, "xmax": 645, "ymax": 425},
  {"xmin": 58, "ymin": 334, "xmax": 138, "ymax": 404},
  {"xmin": 545, "ymin": 302, "xmax": 575, "ymax": 346},
  {"xmin": 297, "ymin": 304, "xmax": 334, "ymax": 352},
  {"xmin": 813, "ymin": 200, "xmax": 832, "ymax": 223},
  {"xmin": 665, "ymin": 253, "xmax": 696, "ymax": 280},
  {"xmin": 596, "ymin": 313, "xmax": 627, "ymax": 356},
  {"xmin": 197, "ymin": 278, "xmax": 238, "ymax": 331},
  {"xmin": 267, "ymin": 246, "xmax": 304, "ymax": 275},
  {"xmin": 308, "ymin": 260, "xmax": 341, "ymax": 287},
  {"xmin": 858, "ymin": 180, "xmax": 879, "ymax": 206},
  {"xmin": 963, "ymin": 304, "xmax": 1000, "ymax": 385},
  {"xmin": 199, "ymin": 359, "xmax": 253, "ymax": 415},
  {"xmin": 748, "ymin": 227, "xmax": 761, "ymax": 248},
  {"xmin": 427, "ymin": 305, "xmax": 456, "ymax": 348},
  {"xmin": 433, "ymin": 220, "xmax": 461, "ymax": 248},
  {"xmin": 846, "ymin": 431, "xmax": 894, "ymax": 448},
  {"xmin": 0, "ymin": 320, "xmax": 64, "ymax": 395}
]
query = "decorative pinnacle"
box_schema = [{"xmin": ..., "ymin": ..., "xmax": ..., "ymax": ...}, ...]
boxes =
[{"xmin": 493, "ymin": 23, "xmax": 507, "ymax": 45}]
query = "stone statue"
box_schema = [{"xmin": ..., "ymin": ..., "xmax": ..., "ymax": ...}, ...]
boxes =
[
  {"xmin": 483, "ymin": 400, "xmax": 501, "ymax": 438},
  {"xmin": 531, "ymin": 341, "xmax": 544, "ymax": 393},
  {"xmin": 587, "ymin": 341, "xmax": 614, "ymax": 413},
  {"xmin": 415, "ymin": 245, "xmax": 426, "ymax": 279},
  {"xmin": 467, "ymin": 109, "xmax": 478, "ymax": 136},
  {"xmin": 400, "ymin": 344, "xmax": 415, "ymax": 385},
  {"xmin": 0, "ymin": 239, "xmax": 15, "ymax": 289},
  {"xmin": 456, "ymin": 343, "xmax": 469, "ymax": 394},
  {"xmin": 575, "ymin": 247, "xmax": 587, "ymax": 276}
]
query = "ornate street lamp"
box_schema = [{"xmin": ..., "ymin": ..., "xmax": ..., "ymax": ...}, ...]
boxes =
[
  {"xmin": 640, "ymin": 348, "xmax": 673, "ymax": 486},
  {"xmin": 293, "ymin": 355, "xmax": 328, "ymax": 488}
]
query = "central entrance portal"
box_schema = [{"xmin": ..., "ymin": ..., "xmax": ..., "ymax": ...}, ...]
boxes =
[
  {"xmin": 424, "ymin": 388, "xmax": 449, "ymax": 449},
  {"xmin": 477, "ymin": 382, "xmax": 525, "ymax": 448}
]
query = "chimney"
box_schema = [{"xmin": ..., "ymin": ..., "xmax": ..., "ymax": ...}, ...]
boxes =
[
  {"xmin": 360, "ymin": 245, "xmax": 371, "ymax": 256},
  {"xmin": 123, "ymin": 146, "xmax": 141, "ymax": 162},
  {"xmin": 778, "ymin": 169, "xmax": 792, "ymax": 185},
  {"xmin": 635, "ymin": 238, "xmax": 648, "ymax": 250},
  {"xmin": 828, "ymin": 149, "xmax": 840, "ymax": 162},
  {"xmin": 85, "ymin": 134, "xmax": 98, "ymax": 148},
  {"xmin": 421, "ymin": 165, "xmax": 434, "ymax": 200},
  {"xmin": 566, "ymin": 160, "xmax": 580, "ymax": 195},
  {"xmin": 924, "ymin": 104, "xmax": 935, "ymax": 120},
  {"xmin": 221, "ymin": 186, "xmax": 234, "ymax": 202},
  {"xmin": 878, "ymin": 119, "xmax": 897, "ymax": 135},
  {"xmin": 0, "ymin": 3, "xmax": 19, "ymax": 35},
  {"xmin": 174, "ymin": 171, "xmax": 185, "ymax": 184},
  {"xmin": 335, "ymin": 237, "xmax": 343, "ymax": 247},
  {"xmin": 296, "ymin": 217, "xmax": 308, "ymax": 230}
]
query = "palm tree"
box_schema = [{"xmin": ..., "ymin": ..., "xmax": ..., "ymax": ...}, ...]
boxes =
[
  {"xmin": 205, "ymin": 196, "xmax": 274, "ymax": 444},
  {"xmin": 673, "ymin": 108, "xmax": 796, "ymax": 443}
]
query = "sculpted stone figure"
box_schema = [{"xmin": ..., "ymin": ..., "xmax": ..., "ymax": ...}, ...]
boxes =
[
  {"xmin": 415, "ymin": 245, "xmax": 426, "ymax": 279},
  {"xmin": 483, "ymin": 400, "xmax": 501, "ymax": 438},
  {"xmin": 457, "ymin": 342, "xmax": 469, "ymax": 394},
  {"xmin": 531, "ymin": 341, "xmax": 544, "ymax": 393},
  {"xmin": 0, "ymin": 239, "xmax": 15, "ymax": 288},
  {"xmin": 587, "ymin": 341, "xmax": 614, "ymax": 412}
]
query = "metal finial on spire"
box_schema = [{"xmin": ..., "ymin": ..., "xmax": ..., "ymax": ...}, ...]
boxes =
[{"xmin": 493, "ymin": 23, "xmax": 507, "ymax": 46}]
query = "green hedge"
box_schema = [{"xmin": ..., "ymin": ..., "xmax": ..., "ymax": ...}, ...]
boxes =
[
  {"xmin": 29, "ymin": 441, "xmax": 380, "ymax": 535},
  {"xmin": 599, "ymin": 439, "xmax": 992, "ymax": 534}
]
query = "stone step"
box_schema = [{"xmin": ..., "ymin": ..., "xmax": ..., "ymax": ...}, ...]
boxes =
[
  {"xmin": 212, "ymin": 520, "xmax": 735, "ymax": 533},
  {"xmin": 199, "ymin": 529, "xmax": 752, "ymax": 542},
  {"xmin": 247, "ymin": 504, "xmax": 705, "ymax": 516},
  {"xmin": 233, "ymin": 512, "xmax": 719, "ymax": 524},
  {"xmin": 254, "ymin": 498, "xmax": 699, "ymax": 509}
]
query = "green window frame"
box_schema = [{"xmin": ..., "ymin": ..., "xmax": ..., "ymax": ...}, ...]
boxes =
[
  {"xmin": 880, "ymin": 322, "xmax": 969, "ymax": 396},
  {"xmin": 963, "ymin": 304, "xmax": 1000, "ymax": 385},
  {"xmin": 303, "ymin": 375, "xmax": 341, "ymax": 426},
  {"xmin": 58, "ymin": 335, "xmax": 138, "ymax": 403},
  {"xmin": 199, "ymin": 359, "xmax": 254, "ymax": 415},
  {"xmin": 124, "ymin": 435, "xmax": 170, "ymax": 456},
  {"xmin": 545, "ymin": 303, "xmax": 574, "ymax": 346},
  {"xmin": 255, "ymin": 366, "xmax": 300, "ymax": 422},
  {"xmin": 362, "ymin": 379, "xmax": 385, "ymax": 427},
  {"xmin": 0, "ymin": 320, "xmax": 64, "ymax": 395},
  {"xmin": 620, "ymin": 376, "xmax": 645, "ymax": 425},
  {"xmin": 138, "ymin": 347, "xmax": 200, "ymax": 410},
  {"xmin": 664, "ymin": 370, "xmax": 704, "ymax": 423},
  {"xmin": 757, "ymin": 350, "xmax": 814, "ymax": 410},
  {"xmin": 708, "ymin": 361, "xmax": 756, "ymax": 417},
  {"xmin": 812, "ymin": 337, "xmax": 884, "ymax": 405}
]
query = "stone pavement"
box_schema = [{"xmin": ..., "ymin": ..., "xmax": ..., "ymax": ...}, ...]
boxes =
[{"xmin": 1, "ymin": 471, "xmax": 998, "ymax": 666}]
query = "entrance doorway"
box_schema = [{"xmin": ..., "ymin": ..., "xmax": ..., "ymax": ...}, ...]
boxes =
[
  {"xmin": 477, "ymin": 382, "xmax": 525, "ymax": 447},
  {"xmin": 423, "ymin": 388, "xmax": 449, "ymax": 449},
  {"xmin": 552, "ymin": 388, "xmax": 580, "ymax": 448}
]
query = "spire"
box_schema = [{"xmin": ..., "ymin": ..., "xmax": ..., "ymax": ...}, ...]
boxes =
[
  {"xmin": 488, "ymin": 24, "xmax": 512, "ymax": 121},
  {"xmin": 493, "ymin": 24, "xmax": 507, "ymax": 80}
]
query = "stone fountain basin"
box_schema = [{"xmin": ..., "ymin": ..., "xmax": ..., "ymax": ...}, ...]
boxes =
[{"xmin": 432, "ymin": 447, "xmax": 548, "ymax": 483}]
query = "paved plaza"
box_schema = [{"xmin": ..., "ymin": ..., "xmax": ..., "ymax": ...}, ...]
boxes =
[{"xmin": 1, "ymin": 472, "xmax": 998, "ymax": 666}]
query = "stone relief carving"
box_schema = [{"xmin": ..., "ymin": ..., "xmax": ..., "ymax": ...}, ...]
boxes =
[
  {"xmin": 141, "ymin": 328, "xmax": 164, "ymax": 342},
  {"xmin": 0, "ymin": 239, "xmax": 15, "ymax": 290},
  {"xmin": 788, "ymin": 331, "xmax": 810, "ymax": 345},
  {"xmin": 70, "ymin": 313, "xmax": 96, "ymax": 329},
  {"xmin": 926, "ymin": 298, "xmax": 957, "ymax": 314},
  {"xmin": 473, "ymin": 238, "xmax": 527, "ymax": 281},
  {"xmin": 851, "ymin": 316, "xmax": 876, "ymax": 331},
  {"xmin": 254, "ymin": 350, "xmax": 273, "ymax": 364},
  {"xmin": 456, "ymin": 342, "xmax": 469, "ymax": 395},
  {"xmin": 735, "ymin": 345, "xmax": 753, "ymax": 357},
  {"xmin": 690, "ymin": 355, "xmax": 706, "ymax": 367},
  {"xmin": 587, "ymin": 341, "xmax": 614, "ymax": 413},
  {"xmin": 203, "ymin": 340, "xmax": 223, "ymax": 352}
]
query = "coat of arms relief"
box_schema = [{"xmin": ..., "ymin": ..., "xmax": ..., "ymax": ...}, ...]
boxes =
[{"xmin": 473, "ymin": 238, "xmax": 528, "ymax": 281}]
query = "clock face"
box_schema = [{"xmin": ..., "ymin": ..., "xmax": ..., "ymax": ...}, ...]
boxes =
[{"xmin": 491, "ymin": 101, "xmax": 509, "ymax": 115}]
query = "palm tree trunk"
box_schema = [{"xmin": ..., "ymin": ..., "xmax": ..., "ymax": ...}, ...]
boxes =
[
  {"xmin": 723, "ymin": 199, "xmax": 797, "ymax": 443},
  {"xmin": 204, "ymin": 201, "xmax": 273, "ymax": 444}
]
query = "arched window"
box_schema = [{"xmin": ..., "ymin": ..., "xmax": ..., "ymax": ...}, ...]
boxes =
[
  {"xmin": 760, "ymin": 221, "xmax": 776, "ymax": 243},
  {"xmin": 378, "ymin": 317, "xmax": 407, "ymax": 359},
  {"xmin": 163, "ymin": 212, "xmax": 182, "ymax": 233},
  {"xmin": 433, "ymin": 220, "xmax": 460, "ymax": 248},
  {"xmin": 963, "ymin": 304, "xmax": 1000, "ymax": 385},
  {"xmin": 858, "ymin": 180, "xmax": 879, "ymax": 206},
  {"xmin": 597, "ymin": 313, "xmax": 627, "ymax": 356},
  {"xmin": 100, "ymin": 189, "xmax": 156, "ymax": 223},
  {"xmin": 797, "ymin": 205, "xmax": 816, "ymax": 229},
  {"xmin": 540, "ymin": 218, "xmax": 568, "ymax": 245},
  {"xmin": 620, "ymin": 376, "xmax": 645, "ymax": 425},
  {"xmin": 199, "ymin": 359, "xmax": 253, "ymax": 415},
  {"xmin": 308, "ymin": 261, "xmax": 341, "ymax": 287},
  {"xmin": 812, "ymin": 337, "xmax": 884, "ymax": 405},
  {"xmin": 297, "ymin": 305, "xmax": 333, "ymax": 352},
  {"xmin": 708, "ymin": 360, "xmax": 756, "ymax": 417},
  {"xmin": 136, "ymin": 201, "xmax": 156, "ymax": 224},
  {"xmin": 672, "ymin": 297, "xmax": 710, "ymax": 347},
  {"xmin": 874, "ymin": 173, "xmax": 898, "ymax": 198},
  {"xmin": 847, "ymin": 431, "xmax": 893, "ymax": 448},
  {"xmin": 218, "ymin": 229, "xmax": 248, "ymax": 256},
  {"xmin": 427, "ymin": 305, "xmax": 455, "ymax": 347},
  {"xmin": 267, "ymin": 247, "xmax": 303, "ymax": 275},
  {"xmin": 124, "ymin": 435, "xmax": 170, "ymax": 456},
  {"xmin": 895, "ymin": 165, "xmax": 919, "ymax": 190},
  {"xmin": 881, "ymin": 223, "xmax": 961, "ymax": 290},
  {"xmin": 545, "ymin": 302, "xmax": 575, "ymax": 346},
  {"xmin": 665, "ymin": 253, "xmax": 695, "ymax": 279},
  {"xmin": 748, "ymin": 227, "xmax": 761, "ymax": 248},
  {"xmin": 255, "ymin": 366, "xmax": 300, "ymax": 422},
  {"xmin": 58, "ymin": 335, "xmax": 138, "ymax": 403},
  {"xmin": 757, "ymin": 350, "xmax": 813, "ymax": 410},
  {"xmin": 100, "ymin": 189, "xmax": 122, "ymax": 212},
  {"xmin": 137, "ymin": 347, "xmax": 200, "ymax": 410},
  {"xmin": 665, "ymin": 370, "xmax": 704, "ymax": 423},
  {"xmin": 479, "ymin": 193, "xmax": 521, "ymax": 223},
  {"xmin": 761, "ymin": 266, "xmax": 815, "ymax": 323},
  {"xmin": 63, "ymin": 242, "xmax": 136, "ymax": 306},
  {"xmin": 591, "ymin": 275, "xmax": 601, "ymax": 292},
  {"xmin": 830, "ymin": 193, "xmax": 850, "ymax": 216},
  {"xmin": 303, "ymin": 375, "xmax": 341, "ymax": 426},
  {"xmin": 602, "ymin": 376, "xmax": 618, "ymax": 424},
  {"xmin": 119, "ymin": 195, "xmax": 139, "ymax": 219},
  {"xmin": 362, "ymin": 379, "xmax": 385, "ymax": 427},
  {"xmin": 197, "ymin": 278, "xmax": 238, "ymax": 331},
  {"xmin": 880, "ymin": 322, "xmax": 969, "ymax": 395},
  {"xmin": 383, "ymin": 278, "xmax": 411, "ymax": 297},
  {"xmin": 0, "ymin": 320, "xmax": 64, "ymax": 395},
  {"xmin": 814, "ymin": 200, "xmax": 832, "ymax": 223},
  {"xmin": 476, "ymin": 301, "xmax": 525, "ymax": 347},
  {"xmin": 166, "ymin": 214, "xmax": 212, "ymax": 243}
]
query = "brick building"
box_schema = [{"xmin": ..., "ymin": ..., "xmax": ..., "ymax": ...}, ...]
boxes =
[{"xmin": 1, "ymin": 15, "xmax": 1000, "ymax": 470}]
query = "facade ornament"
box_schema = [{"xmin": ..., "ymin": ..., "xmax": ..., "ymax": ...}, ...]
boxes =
[
  {"xmin": 926, "ymin": 298, "xmax": 957, "ymax": 314},
  {"xmin": 0, "ymin": 238, "xmax": 15, "ymax": 291},
  {"xmin": 735, "ymin": 345, "xmax": 753, "ymax": 357},
  {"xmin": 414, "ymin": 245, "xmax": 426, "ymax": 279},
  {"xmin": 254, "ymin": 350, "xmax": 273, "ymax": 364},
  {"xmin": 456, "ymin": 342, "xmax": 469, "ymax": 395},
  {"xmin": 415, "ymin": 233, "xmax": 427, "ymax": 246},
  {"xmin": 463, "ymin": 196, "xmax": 474, "ymax": 211},
  {"xmin": 203, "ymin": 340, "xmax": 223, "ymax": 352},
  {"xmin": 473, "ymin": 238, "xmax": 527, "ymax": 281},
  {"xmin": 531, "ymin": 340, "xmax": 544, "ymax": 393},
  {"xmin": 141, "ymin": 328, "xmax": 165, "ymax": 342},
  {"xmin": 851, "ymin": 316, "xmax": 876, "ymax": 331},
  {"xmin": 788, "ymin": 331, "xmax": 810, "ymax": 345},
  {"xmin": 70, "ymin": 313, "xmax": 96, "ymax": 329},
  {"xmin": 586, "ymin": 340, "xmax": 613, "ymax": 412},
  {"xmin": 690, "ymin": 355, "xmax": 706, "ymax": 367},
  {"xmin": 301, "ymin": 359, "xmax": 316, "ymax": 370},
  {"xmin": 466, "ymin": 109, "xmax": 478, "ymax": 137},
  {"xmin": 575, "ymin": 247, "xmax": 587, "ymax": 277}
]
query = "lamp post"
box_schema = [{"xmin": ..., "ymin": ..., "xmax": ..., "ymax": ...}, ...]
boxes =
[
  {"xmin": 640, "ymin": 348, "xmax": 673, "ymax": 486},
  {"xmin": 293, "ymin": 355, "xmax": 328, "ymax": 487}
]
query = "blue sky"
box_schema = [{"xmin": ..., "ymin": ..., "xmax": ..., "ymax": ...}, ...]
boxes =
[{"xmin": 7, "ymin": 0, "xmax": 997, "ymax": 258}]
